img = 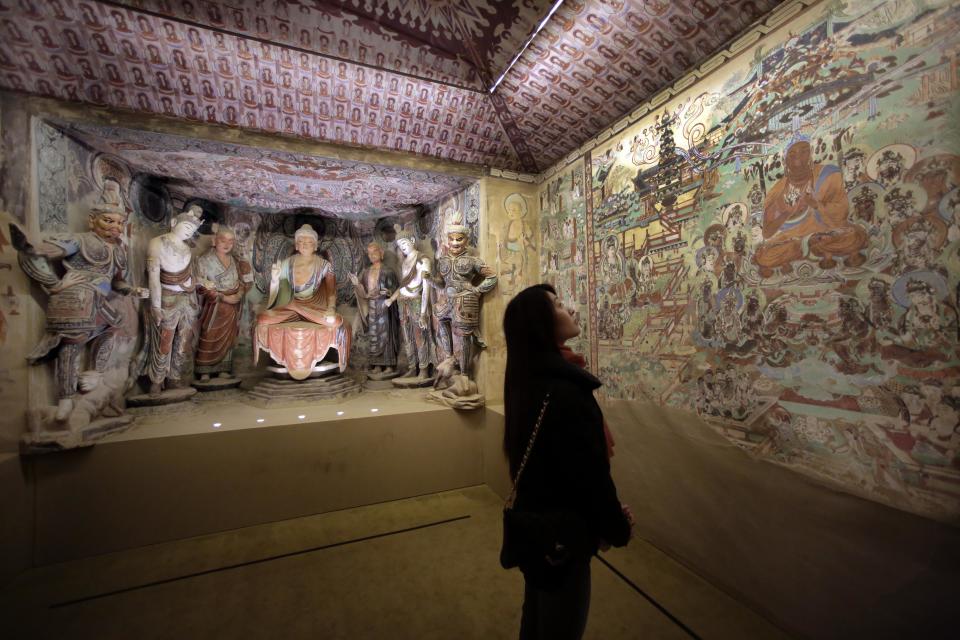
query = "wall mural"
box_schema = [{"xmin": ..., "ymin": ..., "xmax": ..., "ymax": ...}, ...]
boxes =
[
  {"xmin": 495, "ymin": 191, "xmax": 537, "ymax": 297},
  {"xmin": 501, "ymin": 0, "xmax": 783, "ymax": 171},
  {"xmin": 57, "ymin": 124, "xmax": 472, "ymax": 218},
  {"xmin": 539, "ymin": 164, "xmax": 590, "ymax": 357},
  {"xmin": 541, "ymin": 0, "xmax": 960, "ymax": 519},
  {"xmin": 0, "ymin": 0, "xmax": 522, "ymax": 169}
]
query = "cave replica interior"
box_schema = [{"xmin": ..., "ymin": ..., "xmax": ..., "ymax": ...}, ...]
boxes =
[{"xmin": 0, "ymin": 1, "xmax": 958, "ymax": 638}]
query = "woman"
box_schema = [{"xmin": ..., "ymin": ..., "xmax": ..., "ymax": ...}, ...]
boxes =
[{"xmin": 502, "ymin": 284, "xmax": 633, "ymax": 640}]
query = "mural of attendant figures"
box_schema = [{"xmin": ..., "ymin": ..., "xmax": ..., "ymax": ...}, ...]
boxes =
[
  {"xmin": 9, "ymin": 182, "xmax": 148, "ymax": 448},
  {"xmin": 896, "ymin": 278, "xmax": 956, "ymax": 352},
  {"xmin": 754, "ymin": 139, "xmax": 867, "ymax": 278},
  {"xmin": 388, "ymin": 226, "xmax": 434, "ymax": 386},
  {"xmin": 137, "ymin": 206, "xmax": 202, "ymax": 401},
  {"xmin": 349, "ymin": 242, "xmax": 401, "ymax": 381},
  {"xmin": 892, "ymin": 216, "xmax": 947, "ymax": 275},
  {"xmin": 193, "ymin": 226, "xmax": 253, "ymax": 389},
  {"xmin": 430, "ymin": 224, "xmax": 497, "ymax": 408}
]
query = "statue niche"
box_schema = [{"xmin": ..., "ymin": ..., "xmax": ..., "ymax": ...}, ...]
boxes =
[{"xmin": 254, "ymin": 223, "xmax": 351, "ymax": 379}]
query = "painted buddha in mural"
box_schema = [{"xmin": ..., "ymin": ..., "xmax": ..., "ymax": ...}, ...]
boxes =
[
  {"xmin": 754, "ymin": 139, "xmax": 867, "ymax": 278},
  {"xmin": 255, "ymin": 224, "xmax": 351, "ymax": 376}
]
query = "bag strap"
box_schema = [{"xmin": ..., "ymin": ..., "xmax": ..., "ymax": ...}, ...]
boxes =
[{"xmin": 505, "ymin": 391, "xmax": 551, "ymax": 509}]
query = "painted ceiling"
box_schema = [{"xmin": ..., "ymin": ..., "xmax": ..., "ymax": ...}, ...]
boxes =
[
  {"xmin": 61, "ymin": 123, "xmax": 472, "ymax": 218},
  {"xmin": 0, "ymin": 0, "xmax": 784, "ymax": 174}
]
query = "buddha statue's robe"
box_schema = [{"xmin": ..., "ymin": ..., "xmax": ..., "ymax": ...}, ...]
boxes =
[{"xmin": 255, "ymin": 255, "xmax": 351, "ymax": 376}]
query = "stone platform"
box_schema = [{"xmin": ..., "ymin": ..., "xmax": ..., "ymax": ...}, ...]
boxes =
[{"xmin": 247, "ymin": 372, "xmax": 361, "ymax": 406}]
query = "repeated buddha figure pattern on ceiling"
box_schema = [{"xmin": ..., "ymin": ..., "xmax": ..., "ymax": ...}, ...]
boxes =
[{"xmin": 0, "ymin": 0, "xmax": 781, "ymax": 173}]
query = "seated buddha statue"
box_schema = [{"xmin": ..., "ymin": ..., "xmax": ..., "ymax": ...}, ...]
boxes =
[{"xmin": 255, "ymin": 224, "xmax": 351, "ymax": 377}]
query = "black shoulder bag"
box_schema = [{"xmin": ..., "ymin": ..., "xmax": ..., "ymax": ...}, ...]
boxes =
[{"xmin": 500, "ymin": 392, "xmax": 593, "ymax": 570}]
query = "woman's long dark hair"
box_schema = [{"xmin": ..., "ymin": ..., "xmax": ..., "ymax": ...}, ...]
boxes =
[{"xmin": 503, "ymin": 284, "xmax": 560, "ymax": 476}]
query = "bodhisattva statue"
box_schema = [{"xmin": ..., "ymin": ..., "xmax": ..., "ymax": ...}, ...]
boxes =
[
  {"xmin": 349, "ymin": 242, "xmax": 401, "ymax": 379},
  {"xmin": 255, "ymin": 223, "xmax": 351, "ymax": 377},
  {"xmin": 141, "ymin": 206, "xmax": 202, "ymax": 396},
  {"xmin": 387, "ymin": 226, "xmax": 434, "ymax": 384},
  {"xmin": 9, "ymin": 183, "xmax": 148, "ymax": 426},
  {"xmin": 432, "ymin": 224, "xmax": 497, "ymax": 382},
  {"xmin": 194, "ymin": 226, "xmax": 253, "ymax": 385}
]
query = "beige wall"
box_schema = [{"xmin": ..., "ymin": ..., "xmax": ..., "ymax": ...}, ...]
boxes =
[{"xmin": 477, "ymin": 176, "xmax": 539, "ymax": 403}]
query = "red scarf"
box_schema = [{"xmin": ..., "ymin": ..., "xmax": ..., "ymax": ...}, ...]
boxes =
[{"xmin": 559, "ymin": 345, "xmax": 615, "ymax": 459}]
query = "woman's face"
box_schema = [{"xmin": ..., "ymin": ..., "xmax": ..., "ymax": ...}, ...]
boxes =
[{"xmin": 548, "ymin": 291, "xmax": 580, "ymax": 342}]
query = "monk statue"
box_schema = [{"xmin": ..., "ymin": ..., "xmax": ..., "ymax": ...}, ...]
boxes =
[
  {"xmin": 349, "ymin": 242, "xmax": 401, "ymax": 379},
  {"xmin": 9, "ymin": 181, "xmax": 148, "ymax": 422},
  {"xmin": 141, "ymin": 206, "xmax": 202, "ymax": 395},
  {"xmin": 386, "ymin": 225, "xmax": 434, "ymax": 384},
  {"xmin": 255, "ymin": 223, "xmax": 351, "ymax": 377},
  {"xmin": 754, "ymin": 139, "xmax": 867, "ymax": 278},
  {"xmin": 432, "ymin": 224, "xmax": 497, "ymax": 381},
  {"xmin": 194, "ymin": 226, "xmax": 253, "ymax": 384}
]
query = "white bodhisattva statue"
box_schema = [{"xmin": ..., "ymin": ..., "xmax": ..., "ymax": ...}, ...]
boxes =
[{"xmin": 142, "ymin": 206, "xmax": 202, "ymax": 395}]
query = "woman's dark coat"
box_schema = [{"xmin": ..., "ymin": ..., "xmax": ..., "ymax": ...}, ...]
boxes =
[{"xmin": 508, "ymin": 351, "xmax": 631, "ymax": 585}]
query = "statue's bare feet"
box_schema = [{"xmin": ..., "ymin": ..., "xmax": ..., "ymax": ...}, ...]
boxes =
[
  {"xmin": 218, "ymin": 372, "xmax": 232, "ymax": 379},
  {"xmin": 416, "ymin": 367, "xmax": 430, "ymax": 380},
  {"xmin": 168, "ymin": 378, "xmax": 183, "ymax": 389},
  {"xmin": 372, "ymin": 366, "xmax": 382, "ymax": 374},
  {"xmin": 383, "ymin": 366, "xmax": 395, "ymax": 375},
  {"xmin": 149, "ymin": 382, "xmax": 163, "ymax": 396},
  {"xmin": 200, "ymin": 374, "xmax": 211, "ymax": 382},
  {"xmin": 55, "ymin": 397, "xmax": 74, "ymax": 422}
]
